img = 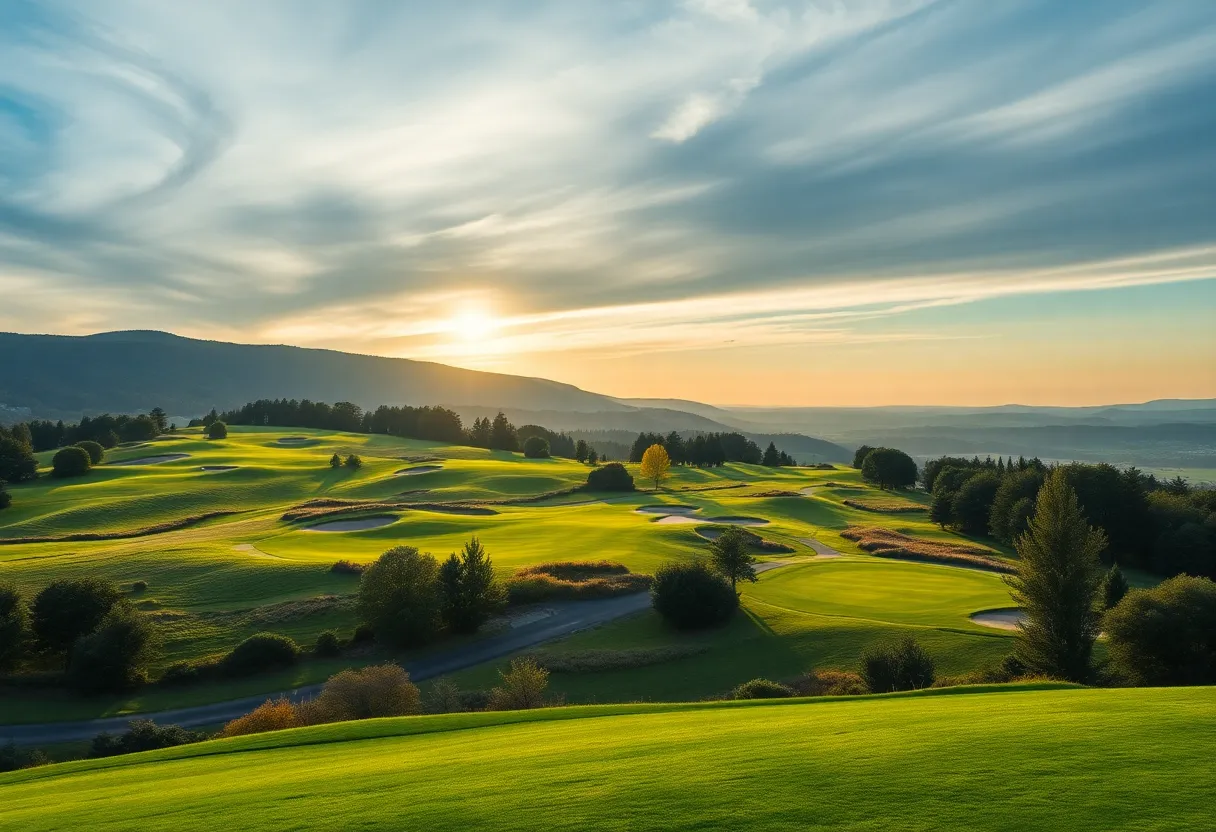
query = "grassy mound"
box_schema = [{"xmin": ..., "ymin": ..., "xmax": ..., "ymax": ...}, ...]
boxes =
[
  {"xmin": 2, "ymin": 686, "xmax": 1212, "ymax": 831},
  {"xmin": 841, "ymin": 526, "xmax": 1014, "ymax": 573},
  {"xmin": 506, "ymin": 561, "xmax": 652, "ymax": 604}
]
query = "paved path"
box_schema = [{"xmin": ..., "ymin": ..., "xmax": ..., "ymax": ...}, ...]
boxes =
[{"xmin": 795, "ymin": 538, "xmax": 843, "ymax": 558}]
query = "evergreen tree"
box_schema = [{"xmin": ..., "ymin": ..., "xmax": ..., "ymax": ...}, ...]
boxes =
[
  {"xmin": 762, "ymin": 442, "xmax": 781, "ymax": 467},
  {"xmin": 489, "ymin": 412, "xmax": 518, "ymax": 452},
  {"xmin": 1005, "ymin": 470, "xmax": 1106, "ymax": 682},
  {"xmin": 438, "ymin": 537, "xmax": 505, "ymax": 634},
  {"xmin": 574, "ymin": 439, "xmax": 589, "ymax": 463},
  {"xmin": 329, "ymin": 453, "xmax": 342, "ymax": 468},
  {"xmin": 1102, "ymin": 563, "xmax": 1130, "ymax": 610}
]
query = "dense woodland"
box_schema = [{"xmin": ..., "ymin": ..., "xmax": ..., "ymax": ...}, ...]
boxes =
[{"xmin": 628, "ymin": 431, "xmax": 796, "ymax": 467}]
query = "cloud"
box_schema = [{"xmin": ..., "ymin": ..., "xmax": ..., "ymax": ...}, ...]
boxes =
[{"xmin": 0, "ymin": 0, "xmax": 1214, "ymax": 400}]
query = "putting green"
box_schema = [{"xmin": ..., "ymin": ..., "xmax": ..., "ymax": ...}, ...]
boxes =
[{"xmin": 2, "ymin": 686, "xmax": 1211, "ymax": 832}]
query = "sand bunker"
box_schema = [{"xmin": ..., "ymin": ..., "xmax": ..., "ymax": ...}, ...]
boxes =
[
  {"xmin": 970, "ymin": 608, "xmax": 1025, "ymax": 630},
  {"xmin": 199, "ymin": 465, "xmax": 238, "ymax": 472},
  {"xmin": 654, "ymin": 515, "xmax": 700, "ymax": 525},
  {"xmin": 395, "ymin": 465, "xmax": 442, "ymax": 476},
  {"xmin": 304, "ymin": 515, "xmax": 398, "ymax": 532},
  {"xmin": 800, "ymin": 487, "xmax": 816, "ymax": 496},
  {"xmin": 635, "ymin": 505, "xmax": 700, "ymax": 515},
  {"xmin": 109, "ymin": 454, "xmax": 190, "ymax": 466}
]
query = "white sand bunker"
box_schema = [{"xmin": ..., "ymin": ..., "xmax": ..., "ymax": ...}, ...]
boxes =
[
  {"xmin": 199, "ymin": 465, "xmax": 238, "ymax": 472},
  {"xmin": 970, "ymin": 608, "xmax": 1025, "ymax": 630},
  {"xmin": 395, "ymin": 465, "xmax": 442, "ymax": 476},
  {"xmin": 636, "ymin": 505, "xmax": 700, "ymax": 515},
  {"xmin": 654, "ymin": 514, "xmax": 700, "ymax": 525},
  {"xmin": 800, "ymin": 486, "xmax": 816, "ymax": 496},
  {"xmin": 109, "ymin": 453, "xmax": 190, "ymax": 466},
  {"xmin": 304, "ymin": 515, "xmax": 398, "ymax": 532}
]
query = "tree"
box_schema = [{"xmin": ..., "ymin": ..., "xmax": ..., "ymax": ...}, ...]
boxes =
[
  {"xmin": 522, "ymin": 436, "xmax": 550, "ymax": 459},
  {"xmin": 0, "ymin": 583, "xmax": 30, "ymax": 672},
  {"xmin": 852, "ymin": 445, "xmax": 874, "ymax": 469},
  {"xmin": 651, "ymin": 561, "xmax": 738, "ymax": 629},
  {"xmin": 67, "ymin": 605, "xmax": 161, "ymax": 694},
  {"xmin": 665, "ymin": 431, "xmax": 687, "ymax": 465},
  {"xmin": 989, "ymin": 469, "xmax": 1044, "ymax": 542},
  {"xmin": 1103, "ymin": 575, "xmax": 1216, "ymax": 686},
  {"xmin": 344, "ymin": 454, "xmax": 362, "ymax": 469},
  {"xmin": 358, "ymin": 546, "xmax": 443, "ymax": 647},
  {"xmin": 438, "ymin": 537, "xmax": 505, "ymax": 634},
  {"xmin": 202, "ymin": 408, "xmax": 219, "ymax": 427},
  {"xmin": 329, "ymin": 453, "xmax": 342, "ymax": 468},
  {"xmin": 489, "ymin": 412, "xmax": 518, "ymax": 452},
  {"xmin": 639, "ymin": 444, "xmax": 671, "ymax": 491},
  {"xmin": 205, "ymin": 421, "xmax": 228, "ymax": 440},
  {"xmin": 574, "ymin": 439, "xmax": 589, "ymax": 463},
  {"xmin": 1004, "ymin": 470, "xmax": 1107, "ymax": 682},
  {"xmin": 709, "ymin": 527, "xmax": 757, "ymax": 592},
  {"xmin": 762, "ymin": 442, "xmax": 781, "ymax": 467},
  {"xmin": 487, "ymin": 658, "xmax": 549, "ymax": 710},
  {"xmin": 51, "ymin": 445, "xmax": 92, "ymax": 478},
  {"xmin": 0, "ymin": 437, "xmax": 39, "ymax": 483},
  {"xmin": 74, "ymin": 440, "xmax": 105, "ymax": 465},
  {"xmin": 0, "ymin": 482, "xmax": 10, "ymax": 512},
  {"xmin": 32, "ymin": 578, "xmax": 123, "ymax": 655},
  {"xmin": 587, "ymin": 449, "xmax": 599, "ymax": 466},
  {"xmin": 929, "ymin": 489, "xmax": 953, "ymax": 528},
  {"xmin": 1102, "ymin": 563, "xmax": 1129, "ymax": 610},
  {"xmin": 585, "ymin": 462, "xmax": 633, "ymax": 491},
  {"xmin": 950, "ymin": 472, "xmax": 1001, "ymax": 535},
  {"xmin": 860, "ymin": 447, "xmax": 917, "ymax": 490},
  {"xmin": 149, "ymin": 407, "xmax": 168, "ymax": 434}
]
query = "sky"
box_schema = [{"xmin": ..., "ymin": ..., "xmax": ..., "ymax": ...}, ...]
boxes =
[{"xmin": 2, "ymin": 0, "xmax": 1215, "ymax": 407}]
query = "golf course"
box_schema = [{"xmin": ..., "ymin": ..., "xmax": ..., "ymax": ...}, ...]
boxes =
[
  {"xmin": 1, "ymin": 425, "xmax": 1025, "ymax": 723},
  {"xmin": 2, "ymin": 685, "xmax": 1212, "ymax": 831}
]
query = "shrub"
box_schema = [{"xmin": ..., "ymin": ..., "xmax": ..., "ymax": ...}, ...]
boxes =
[
  {"xmin": 0, "ymin": 437, "xmax": 39, "ymax": 484},
  {"xmin": 505, "ymin": 563, "xmax": 650, "ymax": 605},
  {"xmin": 314, "ymin": 630, "xmax": 342, "ymax": 657},
  {"xmin": 584, "ymin": 462, "xmax": 634, "ymax": 492},
  {"xmin": 89, "ymin": 720, "xmax": 206, "ymax": 758},
  {"xmin": 732, "ymin": 678, "xmax": 795, "ymax": 699},
  {"xmin": 0, "ymin": 482, "xmax": 10, "ymax": 511},
  {"xmin": 68, "ymin": 605, "xmax": 161, "ymax": 694},
  {"xmin": 358, "ymin": 546, "xmax": 442, "ymax": 647},
  {"xmin": 205, "ymin": 421, "xmax": 228, "ymax": 440},
  {"xmin": 352, "ymin": 623, "xmax": 375, "ymax": 644},
  {"xmin": 220, "ymin": 698, "xmax": 301, "ymax": 738},
  {"xmin": 330, "ymin": 453, "xmax": 342, "ymax": 468},
  {"xmin": 160, "ymin": 661, "xmax": 206, "ymax": 686},
  {"xmin": 0, "ymin": 743, "xmax": 50, "ymax": 772},
  {"xmin": 74, "ymin": 440, "xmax": 105, "ymax": 465},
  {"xmin": 52, "ymin": 445, "xmax": 92, "ymax": 478},
  {"xmin": 791, "ymin": 669, "xmax": 868, "ymax": 697},
  {"xmin": 32, "ymin": 577, "xmax": 124, "ymax": 654},
  {"xmin": 860, "ymin": 637, "xmax": 936, "ymax": 693},
  {"xmin": 460, "ymin": 689, "xmax": 493, "ymax": 711},
  {"xmin": 221, "ymin": 633, "xmax": 300, "ymax": 677},
  {"xmin": 344, "ymin": 454, "xmax": 362, "ymax": 469},
  {"xmin": 330, "ymin": 559, "xmax": 366, "ymax": 576},
  {"xmin": 488, "ymin": 658, "xmax": 550, "ymax": 710},
  {"xmin": 439, "ymin": 537, "xmax": 506, "ymax": 634},
  {"xmin": 0, "ymin": 583, "xmax": 30, "ymax": 673},
  {"xmin": 522, "ymin": 436, "xmax": 550, "ymax": 459},
  {"xmin": 651, "ymin": 560, "xmax": 738, "ymax": 630},
  {"xmin": 1103, "ymin": 575, "xmax": 1216, "ymax": 686},
  {"xmin": 311, "ymin": 664, "xmax": 422, "ymax": 722},
  {"xmin": 131, "ymin": 580, "xmax": 148, "ymax": 593},
  {"xmin": 426, "ymin": 676, "xmax": 465, "ymax": 714}
]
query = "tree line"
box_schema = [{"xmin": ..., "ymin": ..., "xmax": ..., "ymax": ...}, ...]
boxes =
[
  {"xmin": 922, "ymin": 453, "xmax": 1215, "ymax": 579},
  {"xmin": 628, "ymin": 431, "xmax": 795, "ymax": 468}
]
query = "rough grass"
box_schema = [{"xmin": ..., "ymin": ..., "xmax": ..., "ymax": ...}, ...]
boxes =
[
  {"xmin": 841, "ymin": 526, "xmax": 1015, "ymax": 573},
  {"xmin": 1, "ymin": 686, "xmax": 1212, "ymax": 831},
  {"xmin": 842, "ymin": 498, "xmax": 928, "ymax": 513},
  {"xmin": 0, "ymin": 511, "xmax": 240, "ymax": 545},
  {"xmin": 506, "ymin": 562, "xmax": 651, "ymax": 605}
]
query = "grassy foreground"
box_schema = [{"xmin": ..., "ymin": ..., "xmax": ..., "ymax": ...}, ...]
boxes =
[{"xmin": 2, "ymin": 685, "xmax": 1212, "ymax": 831}]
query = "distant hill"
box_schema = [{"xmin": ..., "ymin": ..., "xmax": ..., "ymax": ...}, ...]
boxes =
[{"xmin": 0, "ymin": 331, "xmax": 628, "ymax": 420}]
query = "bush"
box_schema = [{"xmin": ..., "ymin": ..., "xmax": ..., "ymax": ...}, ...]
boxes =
[
  {"xmin": 1103, "ymin": 575, "xmax": 1216, "ymax": 686},
  {"xmin": 330, "ymin": 559, "xmax": 366, "ymax": 576},
  {"xmin": 651, "ymin": 560, "xmax": 738, "ymax": 630},
  {"xmin": 358, "ymin": 546, "xmax": 442, "ymax": 647},
  {"xmin": 344, "ymin": 454, "xmax": 362, "ymax": 469},
  {"xmin": 0, "ymin": 583, "xmax": 30, "ymax": 673},
  {"xmin": 32, "ymin": 577, "xmax": 123, "ymax": 654},
  {"xmin": 67, "ymin": 605, "xmax": 161, "ymax": 694},
  {"xmin": 732, "ymin": 678, "xmax": 795, "ymax": 699},
  {"xmin": 89, "ymin": 720, "xmax": 206, "ymax": 758},
  {"xmin": 131, "ymin": 580, "xmax": 148, "ymax": 593},
  {"xmin": 160, "ymin": 661, "xmax": 207, "ymax": 686},
  {"xmin": 488, "ymin": 658, "xmax": 550, "ymax": 710},
  {"xmin": 860, "ymin": 637, "xmax": 936, "ymax": 693},
  {"xmin": 460, "ymin": 689, "xmax": 493, "ymax": 712},
  {"xmin": 314, "ymin": 630, "xmax": 342, "ymax": 657},
  {"xmin": 205, "ymin": 421, "xmax": 228, "ymax": 440},
  {"xmin": 220, "ymin": 698, "xmax": 301, "ymax": 738},
  {"xmin": 74, "ymin": 440, "xmax": 105, "ymax": 465},
  {"xmin": 0, "ymin": 743, "xmax": 50, "ymax": 772},
  {"xmin": 0, "ymin": 437, "xmax": 39, "ymax": 484},
  {"xmin": 221, "ymin": 632, "xmax": 300, "ymax": 677},
  {"xmin": 352, "ymin": 623, "xmax": 375, "ymax": 644},
  {"xmin": 522, "ymin": 436, "xmax": 550, "ymax": 459},
  {"xmin": 791, "ymin": 669, "xmax": 868, "ymax": 697},
  {"xmin": 330, "ymin": 453, "xmax": 342, "ymax": 468},
  {"xmin": 506, "ymin": 563, "xmax": 650, "ymax": 605},
  {"xmin": 426, "ymin": 676, "xmax": 465, "ymax": 714},
  {"xmin": 584, "ymin": 462, "xmax": 635, "ymax": 492},
  {"xmin": 309, "ymin": 664, "xmax": 423, "ymax": 722},
  {"xmin": 52, "ymin": 445, "xmax": 92, "ymax": 478}
]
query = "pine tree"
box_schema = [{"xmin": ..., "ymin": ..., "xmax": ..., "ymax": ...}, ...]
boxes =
[
  {"xmin": 1102, "ymin": 563, "xmax": 1129, "ymax": 610},
  {"xmin": 1005, "ymin": 469, "xmax": 1106, "ymax": 682},
  {"xmin": 762, "ymin": 442, "xmax": 781, "ymax": 467},
  {"xmin": 439, "ymin": 537, "xmax": 504, "ymax": 634}
]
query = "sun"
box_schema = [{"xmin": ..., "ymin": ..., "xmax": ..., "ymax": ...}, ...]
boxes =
[{"xmin": 449, "ymin": 308, "xmax": 498, "ymax": 343}]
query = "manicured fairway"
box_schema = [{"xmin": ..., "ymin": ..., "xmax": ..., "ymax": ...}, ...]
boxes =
[{"xmin": 1, "ymin": 686, "xmax": 1211, "ymax": 831}]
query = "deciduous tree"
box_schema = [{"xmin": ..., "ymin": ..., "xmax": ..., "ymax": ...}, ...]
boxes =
[{"xmin": 639, "ymin": 444, "xmax": 671, "ymax": 491}]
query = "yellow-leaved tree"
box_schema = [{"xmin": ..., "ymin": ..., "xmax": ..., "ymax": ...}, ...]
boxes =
[{"xmin": 639, "ymin": 443, "xmax": 671, "ymax": 491}]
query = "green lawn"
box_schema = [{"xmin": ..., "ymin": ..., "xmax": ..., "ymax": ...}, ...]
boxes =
[
  {"xmin": 2, "ymin": 685, "xmax": 1211, "ymax": 831},
  {"xmin": 1, "ymin": 425, "xmax": 1028, "ymax": 719}
]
